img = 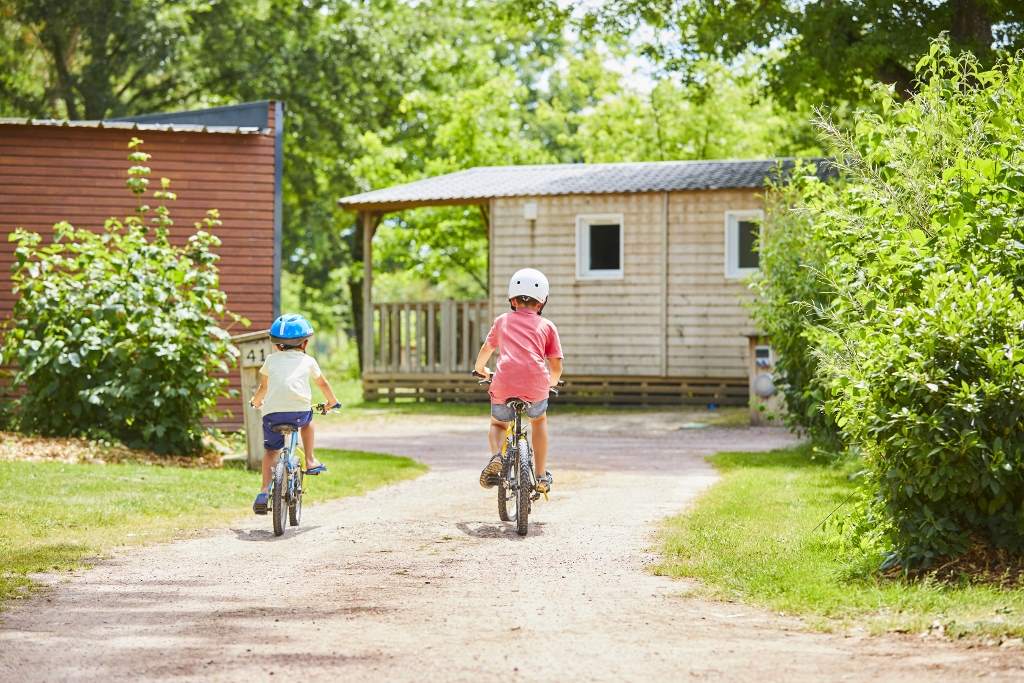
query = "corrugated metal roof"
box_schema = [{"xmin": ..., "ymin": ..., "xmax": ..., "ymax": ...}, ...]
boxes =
[
  {"xmin": 0, "ymin": 117, "xmax": 268, "ymax": 135},
  {"xmin": 338, "ymin": 158, "xmax": 829, "ymax": 210}
]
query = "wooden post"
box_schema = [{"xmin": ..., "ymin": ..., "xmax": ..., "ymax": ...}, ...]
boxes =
[
  {"xmin": 361, "ymin": 212, "xmax": 377, "ymax": 378},
  {"xmin": 660, "ymin": 191, "xmax": 669, "ymax": 377},
  {"xmin": 232, "ymin": 330, "xmax": 273, "ymax": 471}
]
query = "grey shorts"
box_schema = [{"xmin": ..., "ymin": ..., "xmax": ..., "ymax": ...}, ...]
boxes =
[{"xmin": 491, "ymin": 399, "xmax": 548, "ymax": 422}]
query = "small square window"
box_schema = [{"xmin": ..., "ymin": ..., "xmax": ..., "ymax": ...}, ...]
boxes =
[
  {"xmin": 576, "ymin": 214, "xmax": 624, "ymax": 279},
  {"xmin": 725, "ymin": 210, "xmax": 763, "ymax": 279}
]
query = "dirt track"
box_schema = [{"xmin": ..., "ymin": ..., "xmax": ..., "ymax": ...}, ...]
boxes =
[{"xmin": 1, "ymin": 411, "xmax": 1022, "ymax": 681}]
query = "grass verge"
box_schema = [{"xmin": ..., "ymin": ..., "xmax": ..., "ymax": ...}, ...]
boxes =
[
  {"xmin": 656, "ymin": 445, "xmax": 1024, "ymax": 639},
  {"xmin": 0, "ymin": 448, "xmax": 425, "ymax": 607}
]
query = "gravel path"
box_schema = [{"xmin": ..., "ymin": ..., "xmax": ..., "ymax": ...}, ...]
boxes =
[{"xmin": 1, "ymin": 410, "xmax": 1021, "ymax": 681}]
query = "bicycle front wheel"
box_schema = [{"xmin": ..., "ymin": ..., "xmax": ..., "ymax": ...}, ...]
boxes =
[
  {"xmin": 516, "ymin": 439, "xmax": 532, "ymax": 536},
  {"xmin": 272, "ymin": 462, "xmax": 287, "ymax": 536}
]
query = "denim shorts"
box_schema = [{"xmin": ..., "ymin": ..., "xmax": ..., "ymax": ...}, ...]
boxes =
[
  {"xmin": 262, "ymin": 410, "xmax": 313, "ymax": 450},
  {"xmin": 491, "ymin": 399, "xmax": 548, "ymax": 422}
]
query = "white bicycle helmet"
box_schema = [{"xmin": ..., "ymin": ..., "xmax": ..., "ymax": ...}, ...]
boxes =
[{"xmin": 508, "ymin": 268, "xmax": 549, "ymax": 303}]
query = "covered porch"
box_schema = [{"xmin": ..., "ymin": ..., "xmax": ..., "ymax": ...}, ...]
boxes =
[{"xmin": 342, "ymin": 179, "xmax": 495, "ymax": 402}]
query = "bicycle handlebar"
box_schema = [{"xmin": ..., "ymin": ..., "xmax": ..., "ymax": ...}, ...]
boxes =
[
  {"xmin": 471, "ymin": 371, "xmax": 565, "ymax": 396},
  {"xmin": 314, "ymin": 402, "xmax": 342, "ymax": 415}
]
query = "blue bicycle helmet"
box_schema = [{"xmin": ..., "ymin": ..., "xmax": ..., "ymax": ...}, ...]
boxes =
[{"xmin": 269, "ymin": 314, "xmax": 314, "ymax": 346}]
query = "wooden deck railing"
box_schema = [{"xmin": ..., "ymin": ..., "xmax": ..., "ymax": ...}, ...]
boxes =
[{"xmin": 370, "ymin": 300, "xmax": 490, "ymax": 374}]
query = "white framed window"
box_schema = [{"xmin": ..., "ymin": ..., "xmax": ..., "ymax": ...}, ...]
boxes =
[
  {"xmin": 725, "ymin": 210, "xmax": 764, "ymax": 279},
  {"xmin": 576, "ymin": 213, "xmax": 624, "ymax": 279}
]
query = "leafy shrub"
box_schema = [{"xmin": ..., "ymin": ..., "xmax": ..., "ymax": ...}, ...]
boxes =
[
  {"xmin": 758, "ymin": 39, "xmax": 1024, "ymax": 567},
  {"xmin": 751, "ymin": 169, "xmax": 844, "ymax": 451},
  {"xmin": 2, "ymin": 139, "xmax": 243, "ymax": 454}
]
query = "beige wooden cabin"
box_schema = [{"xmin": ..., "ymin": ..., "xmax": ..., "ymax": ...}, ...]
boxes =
[{"xmin": 339, "ymin": 160, "xmax": 817, "ymax": 405}]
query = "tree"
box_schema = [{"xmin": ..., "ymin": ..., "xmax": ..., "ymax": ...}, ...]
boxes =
[
  {"xmin": 592, "ymin": 1, "xmax": 1024, "ymax": 105},
  {"xmin": 0, "ymin": 0, "xmax": 230, "ymax": 119}
]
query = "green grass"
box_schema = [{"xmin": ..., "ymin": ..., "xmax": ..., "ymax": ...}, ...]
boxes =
[
  {"xmin": 0, "ymin": 448, "xmax": 425, "ymax": 606},
  {"xmin": 657, "ymin": 445, "xmax": 1024, "ymax": 638}
]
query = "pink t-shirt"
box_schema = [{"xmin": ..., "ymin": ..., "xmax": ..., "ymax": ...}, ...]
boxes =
[{"xmin": 486, "ymin": 309, "xmax": 563, "ymax": 404}]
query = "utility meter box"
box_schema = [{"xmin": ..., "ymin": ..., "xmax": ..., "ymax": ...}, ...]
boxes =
[
  {"xmin": 232, "ymin": 330, "xmax": 273, "ymax": 470},
  {"xmin": 746, "ymin": 334, "xmax": 784, "ymax": 426}
]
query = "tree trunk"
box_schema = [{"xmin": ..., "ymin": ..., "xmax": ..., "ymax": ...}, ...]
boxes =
[
  {"xmin": 875, "ymin": 59, "xmax": 917, "ymax": 99},
  {"xmin": 949, "ymin": 0, "xmax": 994, "ymax": 56}
]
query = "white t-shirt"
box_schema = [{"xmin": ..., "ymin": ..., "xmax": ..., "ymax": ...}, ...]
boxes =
[{"xmin": 258, "ymin": 350, "xmax": 322, "ymax": 415}]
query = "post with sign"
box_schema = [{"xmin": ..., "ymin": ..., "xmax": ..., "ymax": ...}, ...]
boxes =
[
  {"xmin": 746, "ymin": 334, "xmax": 784, "ymax": 426},
  {"xmin": 232, "ymin": 330, "xmax": 273, "ymax": 470}
]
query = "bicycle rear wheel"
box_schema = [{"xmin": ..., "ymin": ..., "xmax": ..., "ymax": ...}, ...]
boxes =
[
  {"xmin": 272, "ymin": 462, "xmax": 287, "ymax": 536},
  {"xmin": 516, "ymin": 439, "xmax": 532, "ymax": 536}
]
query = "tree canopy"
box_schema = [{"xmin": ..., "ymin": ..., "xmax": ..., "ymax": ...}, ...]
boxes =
[{"xmin": 592, "ymin": 0, "xmax": 1024, "ymax": 105}]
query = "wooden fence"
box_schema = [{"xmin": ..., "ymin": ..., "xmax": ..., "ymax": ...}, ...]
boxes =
[
  {"xmin": 363, "ymin": 299, "xmax": 749, "ymax": 406},
  {"xmin": 369, "ymin": 300, "xmax": 490, "ymax": 374}
]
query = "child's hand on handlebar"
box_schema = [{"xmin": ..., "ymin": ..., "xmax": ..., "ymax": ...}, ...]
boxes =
[
  {"xmin": 315, "ymin": 402, "xmax": 342, "ymax": 415},
  {"xmin": 473, "ymin": 366, "xmax": 492, "ymax": 381}
]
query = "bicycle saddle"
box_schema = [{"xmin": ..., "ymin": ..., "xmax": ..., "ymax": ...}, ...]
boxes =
[
  {"xmin": 270, "ymin": 424, "xmax": 297, "ymax": 434},
  {"xmin": 504, "ymin": 397, "xmax": 531, "ymax": 409}
]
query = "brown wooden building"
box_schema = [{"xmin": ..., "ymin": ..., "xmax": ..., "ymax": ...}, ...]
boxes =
[
  {"xmin": 340, "ymin": 160, "xmax": 824, "ymax": 405},
  {"xmin": 0, "ymin": 101, "xmax": 283, "ymax": 427}
]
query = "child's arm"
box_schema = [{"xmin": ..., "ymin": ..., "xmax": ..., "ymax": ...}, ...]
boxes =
[
  {"xmin": 474, "ymin": 342, "xmax": 496, "ymax": 378},
  {"xmin": 250, "ymin": 375, "xmax": 269, "ymax": 409},
  {"xmin": 547, "ymin": 357, "xmax": 563, "ymax": 387},
  {"xmin": 315, "ymin": 375, "xmax": 340, "ymax": 407}
]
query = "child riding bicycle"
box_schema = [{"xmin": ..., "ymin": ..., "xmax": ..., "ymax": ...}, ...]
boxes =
[
  {"xmin": 249, "ymin": 314, "xmax": 341, "ymax": 514},
  {"xmin": 474, "ymin": 268, "xmax": 563, "ymax": 494}
]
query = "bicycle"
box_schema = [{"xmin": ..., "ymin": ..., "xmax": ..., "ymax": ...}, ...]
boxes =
[
  {"xmin": 473, "ymin": 371, "xmax": 562, "ymax": 536},
  {"xmin": 263, "ymin": 402, "xmax": 340, "ymax": 537}
]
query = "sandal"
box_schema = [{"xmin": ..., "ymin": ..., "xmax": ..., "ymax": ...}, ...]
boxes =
[
  {"xmin": 535, "ymin": 471, "xmax": 553, "ymax": 494},
  {"xmin": 253, "ymin": 492, "xmax": 269, "ymax": 515},
  {"xmin": 304, "ymin": 463, "xmax": 327, "ymax": 475}
]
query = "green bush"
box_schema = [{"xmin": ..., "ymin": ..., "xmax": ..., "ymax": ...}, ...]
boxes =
[
  {"xmin": 761, "ymin": 40, "xmax": 1024, "ymax": 567},
  {"xmin": 751, "ymin": 170, "xmax": 843, "ymax": 451},
  {"xmin": 1, "ymin": 139, "xmax": 243, "ymax": 454}
]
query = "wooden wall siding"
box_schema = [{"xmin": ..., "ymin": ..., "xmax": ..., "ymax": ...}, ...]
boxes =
[
  {"xmin": 666, "ymin": 188, "xmax": 761, "ymax": 378},
  {"xmin": 491, "ymin": 193, "xmax": 665, "ymax": 376},
  {"xmin": 0, "ymin": 120, "xmax": 277, "ymax": 427},
  {"xmin": 491, "ymin": 188, "xmax": 761, "ymax": 379}
]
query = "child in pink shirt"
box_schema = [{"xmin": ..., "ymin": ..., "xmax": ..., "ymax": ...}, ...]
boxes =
[{"xmin": 474, "ymin": 268, "xmax": 563, "ymax": 493}]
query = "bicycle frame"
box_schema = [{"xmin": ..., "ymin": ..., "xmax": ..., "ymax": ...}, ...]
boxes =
[{"xmin": 499, "ymin": 402, "xmax": 538, "ymax": 497}]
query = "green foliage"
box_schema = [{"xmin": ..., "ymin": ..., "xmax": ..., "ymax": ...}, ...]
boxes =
[
  {"xmin": 1, "ymin": 139, "xmax": 242, "ymax": 454},
  {"xmin": 758, "ymin": 40, "xmax": 1024, "ymax": 567},
  {"xmin": 750, "ymin": 170, "xmax": 842, "ymax": 450},
  {"xmin": 576, "ymin": 60, "xmax": 818, "ymax": 162},
  {"xmin": 591, "ymin": 1, "xmax": 1024, "ymax": 106}
]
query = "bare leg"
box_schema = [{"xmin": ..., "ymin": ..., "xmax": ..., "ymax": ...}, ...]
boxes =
[
  {"xmin": 489, "ymin": 417, "xmax": 509, "ymax": 455},
  {"xmin": 261, "ymin": 449, "xmax": 280, "ymax": 491},
  {"xmin": 300, "ymin": 421, "xmax": 317, "ymax": 469},
  {"xmin": 531, "ymin": 414, "xmax": 548, "ymax": 475}
]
